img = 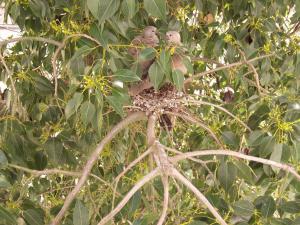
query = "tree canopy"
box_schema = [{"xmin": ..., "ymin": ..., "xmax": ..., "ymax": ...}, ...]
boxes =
[{"xmin": 0, "ymin": 0, "xmax": 300, "ymax": 224}]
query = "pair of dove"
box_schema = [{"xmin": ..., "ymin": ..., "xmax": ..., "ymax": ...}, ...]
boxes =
[{"xmin": 128, "ymin": 26, "xmax": 187, "ymax": 96}]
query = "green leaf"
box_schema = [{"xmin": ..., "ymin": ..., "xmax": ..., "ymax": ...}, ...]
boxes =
[
  {"xmin": 73, "ymin": 200, "xmax": 89, "ymax": 225},
  {"xmin": 222, "ymin": 131, "xmax": 239, "ymax": 148},
  {"xmin": 217, "ymin": 161, "xmax": 237, "ymax": 192},
  {"xmin": 106, "ymin": 95, "xmax": 125, "ymax": 117},
  {"xmin": 0, "ymin": 174, "xmax": 11, "ymax": 188},
  {"xmin": 138, "ymin": 48, "xmax": 156, "ymax": 61},
  {"xmin": 32, "ymin": 75, "xmax": 54, "ymax": 96},
  {"xmin": 80, "ymin": 101, "xmax": 96, "ymax": 126},
  {"xmin": 234, "ymin": 160, "xmax": 255, "ymax": 185},
  {"xmin": 87, "ymin": 0, "xmax": 120, "ymax": 24},
  {"xmin": 270, "ymin": 143, "xmax": 282, "ymax": 173},
  {"xmin": 0, "ymin": 205, "xmax": 16, "ymax": 225},
  {"xmin": 188, "ymin": 221, "xmax": 208, "ymax": 225},
  {"xmin": 279, "ymin": 201, "xmax": 300, "ymax": 213},
  {"xmin": 44, "ymin": 138, "xmax": 65, "ymax": 165},
  {"xmin": 113, "ymin": 69, "xmax": 140, "ymax": 82},
  {"xmin": 254, "ymin": 196, "xmax": 276, "ymax": 218},
  {"xmin": 159, "ymin": 50, "xmax": 171, "ymax": 78},
  {"xmin": 65, "ymin": 92, "xmax": 83, "ymax": 119},
  {"xmin": 121, "ymin": 0, "xmax": 138, "ymax": 19},
  {"xmin": 232, "ymin": 200, "xmax": 254, "ymax": 218},
  {"xmin": 144, "ymin": 0, "xmax": 167, "ymax": 21},
  {"xmin": 0, "ymin": 150, "xmax": 8, "ymax": 169},
  {"xmin": 149, "ymin": 62, "xmax": 165, "ymax": 90},
  {"xmin": 23, "ymin": 209, "xmax": 45, "ymax": 225},
  {"xmin": 171, "ymin": 69, "xmax": 184, "ymax": 91}
]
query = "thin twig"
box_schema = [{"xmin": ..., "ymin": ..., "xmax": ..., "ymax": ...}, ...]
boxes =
[
  {"xmin": 8, "ymin": 164, "xmax": 119, "ymax": 196},
  {"xmin": 97, "ymin": 168, "xmax": 160, "ymax": 225},
  {"xmin": 50, "ymin": 112, "xmax": 146, "ymax": 225},
  {"xmin": 172, "ymin": 168, "xmax": 228, "ymax": 225},
  {"xmin": 166, "ymin": 111, "xmax": 223, "ymax": 148},
  {"xmin": 185, "ymin": 54, "xmax": 274, "ymax": 84},
  {"xmin": 0, "ymin": 36, "xmax": 62, "ymax": 47},
  {"xmin": 112, "ymin": 147, "xmax": 153, "ymax": 210},
  {"xmin": 238, "ymin": 49, "xmax": 262, "ymax": 96},
  {"xmin": 170, "ymin": 149, "xmax": 300, "ymax": 181},
  {"xmin": 182, "ymin": 99, "xmax": 252, "ymax": 131},
  {"xmin": 192, "ymin": 57, "xmax": 224, "ymax": 66},
  {"xmin": 157, "ymin": 176, "xmax": 169, "ymax": 225}
]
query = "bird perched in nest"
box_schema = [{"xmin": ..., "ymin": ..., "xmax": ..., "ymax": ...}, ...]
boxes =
[
  {"xmin": 166, "ymin": 31, "xmax": 188, "ymax": 75},
  {"xmin": 128, "ymin": 26, "xmax": 159, "ymax": 96}
]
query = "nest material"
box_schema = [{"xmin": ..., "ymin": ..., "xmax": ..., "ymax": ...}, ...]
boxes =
[{"xmin": 130, "ymin": 83, "xmax": 184, "ymax": 115}]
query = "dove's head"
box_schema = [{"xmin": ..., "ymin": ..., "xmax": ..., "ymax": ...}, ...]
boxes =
[
  {"xmin": 166, "ymin": 31, "xmax": 181, "ymax": 45},
  {"xmin": 143, "ymin": 26, "xmax": 158, "ymax": 38}
]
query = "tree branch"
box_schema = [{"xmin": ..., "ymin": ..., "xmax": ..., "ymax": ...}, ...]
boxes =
[
  {"xmin": 97, "ymin": 168, "xmax": 160, "ymax": 225},
  {"xmin": 166, "ymin": 111, "xmax": 223, "ymax": 148},
  {"xmin": 50, "ymin": 112, "xmax": 146, "ymax": 225},
  {"xmin": 181, "ymin": 99, "xmax": 252, "ymax": 131},
  {"xmin": 171, "ymin": 168, "xmax": 228, "ymax": 225},
  {"xmin": 184, "ymin": 54, "xmax": 274, "ymax": 84},
  {"xmin": 171, "ymin": 149, "xmax": 300, "ymax": 181},
  {"xmin": 157, "ymin": 176, "xmax": 169, "ymax": 225},
  {"xmin": 0, "ymin": 37, "xmax": 62, "ymax": 47}
]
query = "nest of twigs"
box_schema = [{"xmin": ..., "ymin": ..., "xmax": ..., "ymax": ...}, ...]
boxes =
[{"xmin": 130, "ymin": 83, "xmax": 185, "ymax": 115}]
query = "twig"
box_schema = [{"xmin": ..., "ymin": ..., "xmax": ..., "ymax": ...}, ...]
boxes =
[
  {"xmin": 8, "ymin": 164, "xmax": 119, "ymax": 196},
  {"xmin": 192, "ymin": 57, "xmax": 224, "ymax": 66},
  {"xmin": 112, "ymin": 147, "xmax": 153, "ymax": 210},
  {"xmin": 0, "ymin": 36, "xmax": 62, "ymax": 47},
  {"xmin": 170, "ymin": 150, "xmax": 300, "ymax": 181},
  {"xmin": 97, "ymin": 168, "xmax": 160, "ymax": 225},
  {"xmin": 182, "ymin": 99, "xmax": 252, "ymax": 132},
  {"xmin": 157, "ymin": 176, "xmax": 169, "ymax": 225},
  {"xmin": 172, "ymin": 168, "xmax": 228, "ymax": 225},
  {"xmin": 50, "ymin": 112, "xmax": 146, "ymax": 225},
  {"xmin": 185, "ymin": 54, "xmax": 274, "ymax": 84},
  {"xmin": 166, "ymin": 111, "xmax": 223, "ymax": 148},
  {"xmin": 238, "ymin": 49, "xmax": 262, "ymax": 96}
]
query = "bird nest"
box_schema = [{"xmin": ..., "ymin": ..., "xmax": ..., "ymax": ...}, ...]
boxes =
[{"xmin": 130, "ymin": 84, "xmax": 185, "ymax": 115}]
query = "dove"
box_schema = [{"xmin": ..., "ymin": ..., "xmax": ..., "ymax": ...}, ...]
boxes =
[{"xmin": 166, "ymin": 31, "xmax": 188, "ymax": 74}]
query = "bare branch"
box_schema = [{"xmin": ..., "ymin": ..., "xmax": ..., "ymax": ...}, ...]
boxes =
[
  {"xmin": 0, "ymin": 37, "xmax": 62, "ymax": 47},
  {"xmin": 8, "ymin": 164, "xmax": 119, "ymax": 196},
  {"xmin": 172, "ymin": 168, "xmax": 228, "ymax": 225},
  {"xmin": 50, "ymin": 112, "xmax": 146, "ymax": 225},
  {"xmin": 157, "ymin": 176, "xmax": 169, "ymax": 225},
  {"xmin": 182, "ymin": 99, "xmax": 252, "ymax": 131},
  {"xmin": 192, "ymin": 57, "xmax": 224, "ymax": 66},
  {"xmin": 171, "ymin": 150, "xmax": 300, "ymax": 181},
  {"xmin": 185, "ymin": 54, "xmax": 274, "ymax": 84},
  {"xmin": 112, "ymin": 147, "xmax": 153, "ymax": 209},
  {"xmin": 166, "ymin": 111, "xmax": 223, "ymax": 148},
  {"xmin": 97, "ymin": 168, "xmax": 160, "ymax": 225},
  {"xmin": 147, "ymin": 114, "xmax": 158, "ymax": 146}
]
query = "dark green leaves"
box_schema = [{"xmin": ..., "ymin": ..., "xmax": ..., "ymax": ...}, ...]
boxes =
[
  {"xmin": 65, "ymin": 92, "xmax": 83, "ymax": 119},
  {"xmin": 80, "ymin": 101, "xmax": 96, "ymax": 126},
  {"xmin": 87, "ymin": 0, "xmax": 120, "ymax": 24},
  {"xmin": 232, "ymin": 200, "xmax": 254, "ymax": 218},
  {"xmin": 278, "ymin": 201, "xmax": 300, "ymax": 213},
  {"xmin": 149, "ymin": 62, "xmax": 164, "ymax": 90},
  {"xmin": 0, "ymin": 205, "xmax": 16, "ymax": 225},
  {"xmin": 139, "ymin": 48, "xmax": 156, "ymax": 61},
  {"xmin": 144, "ymin": 0, "xmax": 167, "ymax": 21},
  {"xmin": 121, "ymin": 0, "xmax": 138, "ymax": 19},
  {"xmin": 171, "ymin": 70, "xmax": 184, "ymax": 91},
  {"xmin": 23, "ymin": 209, "xmax": 45, "ymax": 225},
  {"xmin": 73, "ymin": 200, "xmax": 89, "ymax": 225},
  {"xmin": 113, "ymin": 69, "xmax": 140, "ymax": 82},
  {"xmin": 254, "ymin": 196, "xmax": 276, "ymax": 217},
  {"xmin": 217, "ymin": 161, "xmax": 237, "ymax": 192},
  {"xmin": 0, "ymin": 150, "xmax": 8, "ymax": 169}
]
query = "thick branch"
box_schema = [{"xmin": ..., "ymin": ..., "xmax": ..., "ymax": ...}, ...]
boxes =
[
  {"xmin": 172, "ymin": 168, "xmax": 228, "ymax": 225},
  {"xmin": 171, "ymin": 150, "xmax": 300, "ymax": 181},
  {"xmin": 50, "ymin": 112, "xmax": 146, "ymax": 225},
  {"xmin": 185, "ymin": 54, "xmax": 274, "ymax": 84},
  {"xmin": 157, "ymin": 176, "xmax": 169, "ymax": 225},
  {"xmin": 182, "ymin": 99, "xmax": 252, "ymax": 131},
  {"xmin": 97, "ymin": 168, "xmax": 160, "ymax": 225}
]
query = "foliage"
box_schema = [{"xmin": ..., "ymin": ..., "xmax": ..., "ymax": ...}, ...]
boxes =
[{"xmin": 0, "ymin": 0, "xmax": 299, "ymax": 224}]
